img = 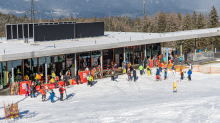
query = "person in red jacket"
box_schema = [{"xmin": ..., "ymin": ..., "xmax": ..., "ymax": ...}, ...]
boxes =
[
  {"xmin": 59, "ymin": 85, "xmax": 65, "ymax": 101},
  {"xmin": 159, "ymin": 62, "xmax": 163, "ymax": 72}
]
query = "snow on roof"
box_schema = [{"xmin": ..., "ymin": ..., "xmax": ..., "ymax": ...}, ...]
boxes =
[{"xmin": 0, "ymin": 27, "xmax": 220, "ymax": 61}]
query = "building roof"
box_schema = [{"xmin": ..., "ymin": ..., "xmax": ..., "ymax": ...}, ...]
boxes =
[{"xmin": 0, "ymin": 27, "xmax": 220, "ymax": 62}]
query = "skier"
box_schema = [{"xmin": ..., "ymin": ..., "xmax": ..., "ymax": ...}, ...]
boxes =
[
  {"xmin": 50, "ymin": 89, "xmax": 55, "ymax": 103},
  {"xmin": 139, "ymin": 64, "xmax": 143, "ymax": 76},
  {"xmin": 147, "ymin": 65, "xmax": 151, "ymax": 76},
  {"xmin": 89, "ymin": 73, "xmax": 93, "ymax": 87},
  {"xmin": 25, "ymin": 84, "xmax": 29, "ymax": 96},
  {"xmin": 127, "ymin": 68, "xmax": 131, "ymax": 81},
  {"xmin": 40, "ymin": 86, "xmax": 46, "ymax": 102},
  {"xmin": 52, "ymin": 71, "xmax": 59, "ymax": 88},
  {"xmin": 59, "ymin": 85, "xmax": 65, "ymax": 101},
  {"xmin": 122, "ymin": 62, "xmax": 126, "ymax": 74},
  {"xmin": 30, "ymin": 83, "xmax": 35, "ymax": 98},
  {"xmin": 179, "ymin": 56, "xmax": 182, "ymax": 64},
  {"xmin": 164, "ymin": 69, "xmax": 167, "ymax": 80},
  {"xmin": 159, "ymin": 62, "xmax": 162, "ymax": 72},
  {"xmin": 189, "ymin": 64, "xmax": 193, "ymax": 71},
  {"xmin": 180, "ymin": 69, "xmax": 184, "ymax": 80},
  {"xmin": 133, "ymin": 69, "xmax": 137, "ymax": 82},
  {"xmin": 172, "ymin": 64, "xmax": 175, "ymax": 76},
  {"xmin": 187, "ymin": 69, "xmax": 192, "ymax": 81},
  {"xmin": 156, "ymin": 68, "xmax": 161, "ymax": 81},
  {"xmin": 111, "ymin": 70, "xmax": 115, "ymax": 81}
]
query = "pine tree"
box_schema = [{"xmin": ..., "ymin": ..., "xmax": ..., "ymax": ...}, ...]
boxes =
[
  {"xmin": 198, "ymin": 13, "xmax": 205, "ymax": 29},
  {"xmin": 157, "ymin": 12, "xmax": 167, "ymax": 33},
  {"xmin": 209, "ymin": 5, "xmax": 219, "ymax": 28},
  {"xmin": 142, "ymin": 15, "xmax": 150, "ymax": 32},
  {"xmin": 192, "ymin": 11, "xmax": 198, "ymax": 29},
  {"xmin": 183, "ymin": 13, "xmax": 192, "ymax": 30}
]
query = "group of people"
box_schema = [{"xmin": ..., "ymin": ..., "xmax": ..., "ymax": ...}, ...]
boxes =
[{"xmin": 25, "ymin": 82, "xmax": 66, "ymax": 102}]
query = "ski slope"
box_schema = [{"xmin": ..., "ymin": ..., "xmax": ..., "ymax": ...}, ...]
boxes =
[{"xmin": 1, "ymin": 66, "xmax": 220, "ymax": 122}]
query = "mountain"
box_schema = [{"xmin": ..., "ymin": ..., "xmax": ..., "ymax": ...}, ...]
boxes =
[{"xmin": 0, "ymin": 0, "xmax": 219, "ymax": 19}]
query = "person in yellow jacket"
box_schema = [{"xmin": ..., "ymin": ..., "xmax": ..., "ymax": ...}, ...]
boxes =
[
  {"xmin": 146, "ymin": 65, "xmax": 151, "ymax": 76},
  {"xmin": 88, "ymin": 73, "xmax": 93, "ymax": 87},
  {"xmin": 51, "ymin": 71, "xmax": 59, "ymax": 88},
  {"xmin": 24, "ymin": 74, "xmax": 29, "ymax": 80}
]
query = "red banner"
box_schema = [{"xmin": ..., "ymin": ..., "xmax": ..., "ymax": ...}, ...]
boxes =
[
  {"xmin": 79, "ymin": 71, "xmax": 89, "ymax": 83},
  {"xmin": 19, "ymin": 81, "xmax": 32, "ymax": 95}
]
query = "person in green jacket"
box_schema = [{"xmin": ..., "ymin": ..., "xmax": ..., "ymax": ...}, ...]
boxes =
[
  {"xmin": 89, "ymin": 73, "xmax": 93, "ymax": 87},
  {"xmin": 139, "ymin": 65, "xmax": 143, "ymax": 75}
]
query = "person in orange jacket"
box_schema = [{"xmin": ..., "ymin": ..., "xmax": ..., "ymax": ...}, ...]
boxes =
[
  {"xmin": 40, "ymin": 86, "xmax": 46, "ymax": 102},
  {"xmin": 59, "ymin": 85, "xmax": 65, "ymax": 101}
]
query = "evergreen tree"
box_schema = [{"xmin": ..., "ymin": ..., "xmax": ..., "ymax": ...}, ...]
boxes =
[
  {"xmin": 157, "ymin": 12, "xmax": 167, "ymax": 33},
  {"xmin": 192, "ymin": 11, "xmax": 198, "ymax": 29},
  {"xmin": 209, "ymin": 5, "xmax": 219, "ymax": 28},
  {"xmin": 183, "ymin": 13, "xmax": 192, "ymax": 30},
  {"xmin": 198, "ymin": 13, "xmax": 205, "ymax": 29}
]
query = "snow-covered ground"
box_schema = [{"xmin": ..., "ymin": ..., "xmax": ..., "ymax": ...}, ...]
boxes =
[{"xmin": 1, "ymin": 67, "xmax": 220, "ymax": 123}]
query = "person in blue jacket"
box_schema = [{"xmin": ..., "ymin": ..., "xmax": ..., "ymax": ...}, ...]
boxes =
[
  {"xmin": 187, "ymin": 69, "xmax": 192, "ymax": 81},
  {"xmin": 50, "ymin": 89, "xmax": 55, "ymax": 103},
  {"xmin": 179, "ymin": 56, "xmax": 182, "ymax": 64},
  {"xmin": 164, "ymin": 69, "xmax": 167, "ymax": 80}
]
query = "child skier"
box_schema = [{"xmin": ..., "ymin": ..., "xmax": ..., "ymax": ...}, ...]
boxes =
[
  {"xmin": 59, "ymin": 85, "xmax": 65, "ymax": 101},
  {"xmin": 156, "ymin": 68, "xmax": 161, "ymax": 81},
  {"xmin": 172, "ymin": 64, "xmax": 175, "ymax": 76},
  {"xmin": 40, "ymin": 86, "xmax": 46, "ymax": 102},
  {"xmin": 87, "ymin": 73, "xmax": 90, "ymax": 86},
  {"xmin": 164, "ymin": 69, "xmax": 167, "ymax": 80},
  {"xmin": 30, "ymin": 83, "xmax": 35, "ymax": 98},
  {"xmin": 147, "ymin": 65, "xmax": 151, "ymax": 76},
  {"xmin": 25, "ymin": 84, "xmax": 29, "ymax": 96},
  {"xmin": 179, "ymin": 56, "xmax": 182, "ymax": 64},
  {"xmin": 50, "ymin": 89, "xmax": 55, "ymax": 103},
  {"xmin": 180, "ymin": 69, "xmax": 184, "ymax": 80},
  {"xmin": 187, "ymin": 69, "xmax": 192, "ymax": 81},
  {"xmin": 127, "ymin": 68, "xmax": 131, "ymax": 81},
  {"xmin": 89, "ymin": 74, "xmax": 93, "ymax": 87}
]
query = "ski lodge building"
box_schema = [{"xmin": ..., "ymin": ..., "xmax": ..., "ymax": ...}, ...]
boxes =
[{"xmin": 0, "ymin": 21, "xmax": 219, "ymax": 87}]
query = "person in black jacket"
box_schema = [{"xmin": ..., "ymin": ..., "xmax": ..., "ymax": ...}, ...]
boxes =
[{"xmin": 133, "ymin": 69, "xmax": 137, "ymax": 82}]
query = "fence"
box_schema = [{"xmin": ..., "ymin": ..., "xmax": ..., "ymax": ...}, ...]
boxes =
[
  {"xmin": 162, "ymin": 64, "xmax": 220, "ymax": 74},
  {"xmin": 193, "ymin": 51, "xmax": 214, "ymax": 61}
]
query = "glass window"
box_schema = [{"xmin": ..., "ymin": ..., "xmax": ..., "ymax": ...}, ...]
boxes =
[
  {"xmin": 79, "ymin": 52, "xmax": 91, "ymax": 70},
  {"xmin": 152, "ymin": 43, "xmax": 160, "ymax": 56},
  {"xmin": 146, "ymin": 44, "xmax": 151, "ymax": 59},
  {"xmin": 8, "ymin": 60, "xmax": 23, "ymax": 82},
  {"xmin": 134, "ymin": 45, "xmax": 143, "ymax": 64},
  {"xmin": 103, "ymin": 49, "xmax": 113, "ymax": 69},
  {"xmin": 53, "ymin": 55, "xmax": 66, "ymax": 76},
  {"xmin": 0, "ymin": 62, "xmax": 7, "ymax": 86},
  {"xmin": 92, "ymin": 51, "xmax": 101, "ymax": 67},
  {"xmin": 125, "ymin": 46, "xmax": 133, "ymax": 65},
  {"xmin": 24, "ymin": 58, "xmax": 37, "ymax": 81}
]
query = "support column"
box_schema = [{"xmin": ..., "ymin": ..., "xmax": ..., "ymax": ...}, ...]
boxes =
[
  {"xmin": 215, "ymin": 36, "xmax": 217, "ymax": 53},
  {"xmin": 74, "ymin": 53, "xmax": 77, "ymax": 76},
  {"xmin": 101, "ymin": 50, "xmax": 103, "ymax": 78},
  {"xmin": 11, "ymin": 61, "xmax": 14, "ymax": 82},
  {"xmin": 144, "ymin": 44, "xmax": 146, "ymax": 58},
  {"xmin": 123, "ymin": 47, "xmax": 125, "ymax": 62},
  {"xmin": 180, "ymin": 40, "xmax": 182, "ymax": 57},
  {"xmin": 195, "ymin": 39, "xmax": 197, "ymax": 56},
  {"xmin": 133, "ymin": 46, "xmax": 134, "ymax": 65},
  {"xmin": 45, "ymin": 57, "xmax": 47, "ymax": 84}
]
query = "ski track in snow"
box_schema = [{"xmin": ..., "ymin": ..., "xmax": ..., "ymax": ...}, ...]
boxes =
[{"xmin": 1, "ymin": 64, "xmax": 220, "ymax": 122}]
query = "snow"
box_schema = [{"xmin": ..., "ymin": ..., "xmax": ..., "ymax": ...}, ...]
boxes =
[{"xmin": 1, "ymin": 67, "xmax": 220, "ymax": 122}]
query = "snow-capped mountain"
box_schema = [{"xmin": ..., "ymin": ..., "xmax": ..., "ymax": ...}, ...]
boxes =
[{"xmin": 0, "ymin": 0, "xmax": 219, "ymax": 19}]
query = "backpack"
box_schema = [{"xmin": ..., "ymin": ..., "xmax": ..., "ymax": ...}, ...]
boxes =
[{"xmin": 59, "ymin": 88, "xmax": 62, "ymax": 92}]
